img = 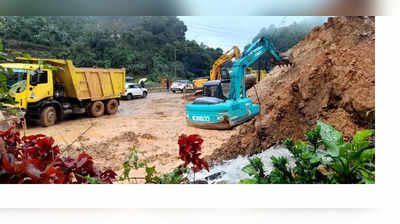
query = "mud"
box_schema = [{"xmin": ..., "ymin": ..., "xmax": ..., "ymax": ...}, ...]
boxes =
[
  {"xmin": 211, "ymin": 16, "xmax": 375, "ymax": 161},
  {"xmin": 25, "ymin": 92, "xmax": 236, "ymax": 176}
]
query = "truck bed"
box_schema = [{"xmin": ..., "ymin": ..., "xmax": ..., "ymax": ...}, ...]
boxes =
[
  {"xmin": 73, "ymin": 67, "xmax": 125, "ymax": 101},
  {"xmin": 16, "ymin": 58, "xmax": 126, "ymax": 101}
]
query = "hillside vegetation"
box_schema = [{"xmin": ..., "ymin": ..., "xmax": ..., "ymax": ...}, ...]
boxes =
[
  {"xmin": 0, "ymin": 16, "xmax": 328, "ymax": 82},
  {"xmin": 0, "ymin": 16, "xmax": 222, "ymax": 81}
]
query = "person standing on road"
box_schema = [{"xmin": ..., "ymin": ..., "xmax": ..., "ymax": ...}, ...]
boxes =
[{"xmin": 166, "ymin": 79, "xmax": 170, "ymax": 91}]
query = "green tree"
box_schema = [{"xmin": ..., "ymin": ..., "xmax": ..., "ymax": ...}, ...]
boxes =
[{"xmin": 0, "ymin": 16, "xmax": 222, "ymax": 81}]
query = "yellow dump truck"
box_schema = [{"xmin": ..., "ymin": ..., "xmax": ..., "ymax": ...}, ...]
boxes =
[{"xmin": 0, "ymin": 58, "xmax": 125, "ymax": 126}]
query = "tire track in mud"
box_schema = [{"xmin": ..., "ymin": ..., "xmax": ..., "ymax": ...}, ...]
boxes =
[{"xmin": 25, "ymin": 92, "xmax": 236, "ymax": 176}]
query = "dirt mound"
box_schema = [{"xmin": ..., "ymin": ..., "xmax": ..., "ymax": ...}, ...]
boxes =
[{"xmin": 211, "ymin": 17, "xmax": 375, "ymax": 161}]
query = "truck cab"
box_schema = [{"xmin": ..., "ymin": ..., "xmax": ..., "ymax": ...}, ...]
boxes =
[
  {"xmin": 1, "ymin": 63, "xmax": 53, "ymax": 110},
  {"xmin": 1, "ymin": 63, "xmax": 62, "ymax": 126}
]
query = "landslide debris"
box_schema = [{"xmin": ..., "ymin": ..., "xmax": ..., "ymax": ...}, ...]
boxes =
[{"xmin": 211, "ymin": 16, "xmax": 375, "ymax": 161}]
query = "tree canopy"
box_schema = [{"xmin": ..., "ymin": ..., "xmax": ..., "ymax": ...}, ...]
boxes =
[{"xmin": 0, "ymin": 16, "xmax": 223, "ymax": 81}]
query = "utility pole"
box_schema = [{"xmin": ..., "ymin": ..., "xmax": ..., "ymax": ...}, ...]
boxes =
[{"xmin": 174, "ymin": 48, "xmax": 177, "ymax": 78}]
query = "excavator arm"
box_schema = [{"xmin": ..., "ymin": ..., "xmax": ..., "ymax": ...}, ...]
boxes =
[
  {"xmin": 193, "ymin": 46, "xmax": 241, "ymax": 93},
  {"xmin": 239, "ymin": 37, "xmax": 291, "ymax": 67},
  {"xmin": 229, "ymin": 37, "xmax": 292, "ymax": 100},
  {"xmin": 209, "ymin": 46, "xmax": 241, "ymax": 80}
]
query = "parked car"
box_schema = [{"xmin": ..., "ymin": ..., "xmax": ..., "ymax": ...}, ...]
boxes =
[
  {"xmin": 123, "ymin": 83, "xmax": 148, "ymax": 100},
  {"xmin": 170, "ymin": 80, "xmax": 194, "ymax": 93}
]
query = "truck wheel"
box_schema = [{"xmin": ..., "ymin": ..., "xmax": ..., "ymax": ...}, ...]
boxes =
[
  {"xmin": 90, "ymin": 101, "xmax": 105, "ymax": 117},
  {"xmin": 40, "ymin": 106, "xmax": 57, "ymax": 127},
  {"xmin": 105, "ymin": 99, "xmax": 119, "ymax": 115},
  {"xmin": 142, "ymin": 91, "xmax": 147, "ymax": 98}
]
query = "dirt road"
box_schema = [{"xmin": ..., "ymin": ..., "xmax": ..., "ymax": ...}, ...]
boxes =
[{"xmin": 25, "ymin": 92, "xmax": 236, "ymax": 175}]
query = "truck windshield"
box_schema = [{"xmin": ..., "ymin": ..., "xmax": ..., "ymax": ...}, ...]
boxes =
[
  {"xmin": 9, "ymin": 80, "xmax": 27, "ymax": 95},
  {"xmin": 5, "ymin": 69, "xmax": 29, "ymax": 96},
  {"xmin": 6, "ymin": 68, "xmax": 28, "ymax": 87}
]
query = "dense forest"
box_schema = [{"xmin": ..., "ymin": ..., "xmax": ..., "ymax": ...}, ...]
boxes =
[{"xmin": 0, "ymin": 16, "xmax": 223, "ymax": 81}]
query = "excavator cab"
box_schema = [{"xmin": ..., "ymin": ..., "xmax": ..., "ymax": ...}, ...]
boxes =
[
  {"xmin": 192, "ymin": 80, "xmax": 226, "ymax": 105},
  {"xmin": 202, "ymin": 81, "xmax": 226, "ymax": 99}
]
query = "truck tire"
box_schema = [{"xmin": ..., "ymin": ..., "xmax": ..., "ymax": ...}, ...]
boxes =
[
  {"xmin": 40, "ymin": 106, "xmax": 57, "ymax": 127},
  {"xmin": 105, "ymin": 99, "xmax": 119, "ymax": 115},
  {"xmin": 90, "ymin": 101, "xmax": 105, "ymax": 117},
  {"xmin": 142, "ymin": 91, "xmax": 147, "ymax": 98}
]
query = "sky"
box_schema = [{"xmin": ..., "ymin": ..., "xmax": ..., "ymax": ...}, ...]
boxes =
[
  {"xmin": 178, "ymin": 16, "xmax": 315, "ymax": 52},
  {"xmin": 180, "ymin": 0, "xmax": 331, "ymax": 16}
]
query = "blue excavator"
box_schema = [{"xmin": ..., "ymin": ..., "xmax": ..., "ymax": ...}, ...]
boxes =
[{"xmin": 185, "ymin": 37, "xmax": 292, "ymax": 129}]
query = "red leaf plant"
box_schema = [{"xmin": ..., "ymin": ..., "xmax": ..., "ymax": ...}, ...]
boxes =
[
  {"xmin": 178, "ymin": 134, "xmax": 209, "ymax": 172},
  {"xmin": 0, "ymin": 126, "xmax": 116, "ymax": 184}
]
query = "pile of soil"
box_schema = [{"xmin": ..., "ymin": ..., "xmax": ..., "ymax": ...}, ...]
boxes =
[{"xmin": 211, "ymin": 17, "xmax": 375, "ymax": 161}]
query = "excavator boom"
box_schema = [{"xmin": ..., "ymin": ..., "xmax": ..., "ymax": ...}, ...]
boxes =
[
  {"xmin": 229, "ymin": 37, "xmax": 292, "ymax": 100},
  {"xmin": 193, "ymin": 46, "xmax": 241, "ymax": 92},
  {"xmin": 209, "ymin": 46, "xmax": 241, "ymax": 80}
]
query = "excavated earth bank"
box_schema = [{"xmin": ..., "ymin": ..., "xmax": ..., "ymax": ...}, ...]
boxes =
[{"xmin": 210, "ymin": 16, "xmax": 375, "ymax": 162}]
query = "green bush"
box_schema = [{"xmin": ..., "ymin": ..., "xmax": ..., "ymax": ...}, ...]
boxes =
[{"xmin": 239, "ymin": 121, "xmax": 375, "ymax": 184}]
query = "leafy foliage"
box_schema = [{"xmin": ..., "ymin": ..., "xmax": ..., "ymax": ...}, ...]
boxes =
[
  {"xmin": 119, "ymin": 134, "xmax": 209, "ymax": 184},
  {"xmin": 0, "ymin": 38, "xmax": 17, "ymax": 106},
  {"xmin": 328, "ymin": 129, "xmax": 375, "ymax": 184},
  {"xmin": 0, "ymin": 124, "xmax": 209, "ymax": 184},
  {"xmin": 118, "ymin": 147, "xmax": 189, "ymax": 184},
  {"xmin": 239, "ymin": 121, "xmax": 375, "ymax": 184},
  {"xmin": 178, "ymin": 134, "xmax": 209, "ymax": 173},
  {"xmin": 0, "ymin": 126, "xmax": 116, "ymax": 184},
  {"xmin": 239, "ymin": 157, "xmax": 267, "ymax": 184},
  {"xmin": 0, "ymin": 16, "xmax": 223, "ymax": 81}
]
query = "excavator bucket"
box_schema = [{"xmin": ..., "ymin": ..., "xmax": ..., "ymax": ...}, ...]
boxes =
[{"xmin": 272, "ymin": 51, "xmax": 294, "ymax": 67}]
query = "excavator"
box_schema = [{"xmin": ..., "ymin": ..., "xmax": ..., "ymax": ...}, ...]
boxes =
[
  {"xmin": 186, "ymin": 37, "xmax": 292, "ymax": 129},
  {"xmin": 192, "ymin": 46, "xmax": 241, "ymax": 91}
]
